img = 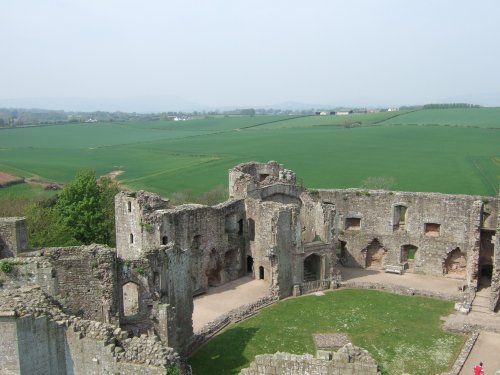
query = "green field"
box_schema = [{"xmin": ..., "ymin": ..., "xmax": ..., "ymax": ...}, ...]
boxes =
[
  {"xmin": 189, "ymin": 289, "xmax": 464, "ymax": 375},
  {"xmin": 0, "ymin": 108, "xmax": 499, "ymax": 200}
]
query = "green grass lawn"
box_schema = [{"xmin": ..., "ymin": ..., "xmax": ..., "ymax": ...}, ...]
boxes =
[
  {"xmin": 189, "ymin": 289, "xmax": 464, "ymax": 375},
  {"xmin": 0, "ymin": 108, "xmax": 498, "ymax": 199}
]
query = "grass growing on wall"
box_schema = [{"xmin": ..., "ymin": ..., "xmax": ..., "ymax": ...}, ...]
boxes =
[{"xmin": 189, "ymin": 289, "xmax": 464, "ymax": 375}]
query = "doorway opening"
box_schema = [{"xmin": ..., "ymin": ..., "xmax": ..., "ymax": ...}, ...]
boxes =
[{"xmin": 259, "ymin": 266, "xmax": 265, "ymax": 280}]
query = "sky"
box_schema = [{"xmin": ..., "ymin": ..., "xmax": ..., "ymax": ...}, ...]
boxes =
[{"xmin": 1, "ymin": 0, "xmax": 500, "ymax": 111}]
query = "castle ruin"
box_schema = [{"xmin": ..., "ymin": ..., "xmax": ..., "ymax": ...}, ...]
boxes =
[{"xmin": 0, "ymin": 160, "xmax": 499, "ymax": 374}]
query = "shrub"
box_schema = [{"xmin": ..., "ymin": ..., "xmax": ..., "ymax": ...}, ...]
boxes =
[{"xmin": 0, "ymin": 260, "xmax": 14, "ymax": 273}]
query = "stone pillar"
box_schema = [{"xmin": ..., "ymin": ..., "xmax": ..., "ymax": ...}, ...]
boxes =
[{"xmin": 0, "ymin": 217, "xmax": 28, "ymax": 258}]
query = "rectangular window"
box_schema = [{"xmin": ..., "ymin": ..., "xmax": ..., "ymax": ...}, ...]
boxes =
[
  {"xmin": 393, "ymin": 205, "xmax": 407, "ymax": 231},
  {"xmin": 345, "ymin": 218, "xmax": 361, "ymax": 230},
  {"xmin": 424, "ymin": 223, "xmax": 440, "ymax": 236}
]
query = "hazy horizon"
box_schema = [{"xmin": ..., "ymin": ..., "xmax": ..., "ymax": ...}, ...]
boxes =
[{"xmin": 2, "ymin": 0, "xmax": 500, "ymax": 112}]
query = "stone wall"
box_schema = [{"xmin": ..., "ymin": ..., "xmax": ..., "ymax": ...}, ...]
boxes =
[
  {"xmin": 0, "ymin": 217, "xmax": 28, "ymax": 259},
  {"xmin": 0, "ymin": 312, "xmax": 20, "ymax": 374},
  {"xmin": 0, "ymin": 286, "xmax": 180, "ymax": 375},
  {"xmin": 0, "ymin": 254, "xmax": 56, "ymax": 294},
  {"xmin": 320, "ymin": 189, "xmax": 483, "ymax": 277},
  {"xmin": 1, "ymin": 245, "xmax": 119, "ymax": 323},
  {"xmin": 239, "ymin": 344, "xmax": 380, "ymax": 375},
  {"xmin": 491, "ymin": 206, "xmax": 500, "ymax": 311},
  {"xmin": 229, "ymin": 160, "xmax": 296, "ymax": 200},
  {"xmin": 116, "ymin": 191, "xmax": 247, "ymax": 294},
  {"xmin": 117, "ymin": 244, "xmax": 193, "ymax": 353},
  {"xmin": 115, "ymin": 191, "xmax": 170, "ymax": 260},
  {"xmin": 44, "ymin": 245, "xmax": 119, "ymax": 323}
]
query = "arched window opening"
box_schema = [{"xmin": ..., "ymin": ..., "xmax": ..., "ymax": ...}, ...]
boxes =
[
  {"xmin": 393, "ymin": 205, "xmax": 407, "ymax": 231},
  {"xmin": 259, "ymin": 266, "xmax": 265, "ymax": 280},
  {"xmin": 127, "ymin": 201, "xmax": 132, "ymax": 212},
  {"xmin": 444, "ymin": 248, "xmax": 466, "ymax": 279},
  {"xmin": 130, "ymin": 233, "xmax": 134, "ymax": 244},
  {"xmin": 162, "ymin": 236, "xmax": 168, "ymax": 245},
  {"xmin": 401, "ymin": 245, "xmax": 418, "ymax": 270},
  {"xmin": 304, "ymin": 254, "xmax": 321, "ymax": 282}
]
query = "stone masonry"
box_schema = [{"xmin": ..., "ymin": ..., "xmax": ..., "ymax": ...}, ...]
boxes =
[
  {"xmin": 0, "ymin": 160, "xmax": 499, "ymax": 374},
  {"xmin": 0, "ymin": 217, "xmax": 28, "ymax": 258},
  {"xmin": 239, "ymin": 344, "xmax": 381, "ymax": 375}
]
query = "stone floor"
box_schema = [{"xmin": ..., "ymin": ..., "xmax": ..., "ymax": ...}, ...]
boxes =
[
  {"xmin": 459, "ymin": 331, "xmax": 500, "ymax": 375},
  {"xmin": 340, "ymin": 266, "xmax": 465, "ymax": 297},
  {"xmin": 192, "ymin": 275, "xmax": 269, "ymax": 332}
]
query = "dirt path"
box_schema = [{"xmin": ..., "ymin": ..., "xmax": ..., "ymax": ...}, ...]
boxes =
[
  {"xmin": 0, "ymin": 171, "xmax": 24, "ymax": 187},
  {"xmin": 192, "ymin": 276, "xmax": 269, "ymax": 332}
]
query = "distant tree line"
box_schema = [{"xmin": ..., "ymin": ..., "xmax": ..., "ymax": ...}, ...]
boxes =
[
  {"xmin": 2, "ymin": 102, "xmax": 483, "ymax": 128},
  {"xmin": 0, "ymin": 108, "xmax": 165, "ymax": 127},
  {"xmin": 400, "ymin": 103, "xmax": 481, "ymax": 111},
  {"xmin": 422, "ymin": 103, "xmax": 481, "ymax": 109}
]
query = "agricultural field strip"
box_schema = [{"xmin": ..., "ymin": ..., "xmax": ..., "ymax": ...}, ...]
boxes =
[
  {"xmin": 466, "ymin": 156, "xmax": 499, "ymax": 196},
  {"xmin": 0, "ymin": 162, "xmax": 39, "ymax": 179},
  {"xmin": 1, "ymin": 108, "xmax": 499, "ymax": 197},
  {"xmin": 121, "ymin": 156, "xmax": 222, "ymax": 184}
]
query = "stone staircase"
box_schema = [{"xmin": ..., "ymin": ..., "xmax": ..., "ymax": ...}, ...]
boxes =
[
  {"xmin": 471, "ymin": 287, "xmax": 493, "ymax": 314},
  {"xmin": 303, "ymin": 270, "xmax": 317, "ymax": 282}
]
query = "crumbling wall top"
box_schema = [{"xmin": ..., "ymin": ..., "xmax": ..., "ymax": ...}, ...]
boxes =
[
  {"xmin": 0, "ymin": 216, "xmax": 28, "ymax": 259},
  {"xmin": 229, "ymin": 161, "xmax": 296, "ymax": 199}
]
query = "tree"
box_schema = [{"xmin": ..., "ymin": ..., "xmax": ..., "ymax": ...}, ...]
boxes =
[
  {"xmin": 97, "ymin": 176, "xmax": 120, "ymax": 246},
  {"xmin": 25, "ymin": 203, "xmax": 79, "ymax": 248},
  {"xmin": 55, "ymin": 170, "xmax": 119, "ymax": 246}
]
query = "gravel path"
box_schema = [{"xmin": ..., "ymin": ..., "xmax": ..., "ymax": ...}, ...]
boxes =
[{"xmin": 192, "ymin": 276, "xmax": 269, "ymax": 332}]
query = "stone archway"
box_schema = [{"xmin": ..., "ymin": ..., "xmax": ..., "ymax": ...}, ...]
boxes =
[
  {"xmin": 247, "ymin": 255, "xmax": 254, "ymax": 274},
  {"xmin": 122, "ymin": 282, "xmax": 139, "ymax": 317},
  {"xmin": 259, "ymin": 266, "xmax": 265, "ymax": 280},
  {"xmin": 363, "ymin": 239, "xmax": 387, "ymax": 269},
  {"xmin": 443, "ymin": 248, "xmax": 466, "ymax": 279},
  {"xmin": 304, "ymin": 253, "xmax": 321, "ymax": 282}
]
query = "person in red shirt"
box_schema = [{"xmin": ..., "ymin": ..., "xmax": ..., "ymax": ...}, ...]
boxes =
[{"xmin": 474, "ymin": 362, "xmax": 485, "ymax": 375}]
